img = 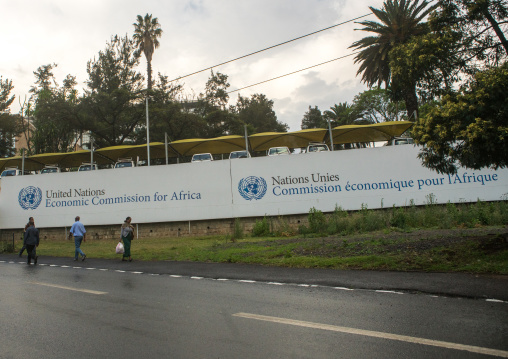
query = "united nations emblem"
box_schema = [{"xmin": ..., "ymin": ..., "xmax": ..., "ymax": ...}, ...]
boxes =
[
  {"xmin": 18, "ymin": 186, "xmax": 43, "ymax": 210},
  {"xmin": 238, "ymin": 176, "xmax": 267, "ymax": 201}
]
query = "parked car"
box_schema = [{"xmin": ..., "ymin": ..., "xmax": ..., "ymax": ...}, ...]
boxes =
[
  {"xmin": 191, "ymin": 153, "xmax": 214, "ymax": 162},
  {"xmin": 40, "ymin": 165, "xmax": 61, "ymax": 174},
  {"xmin": 114, "ymin": 158, "xmax": 135, "ymax": 168},
  {"xmin": 385, "ymin": 137, "xmax": 414, "ymax": 146},
  {"xmin": 1, "ymin": 167, "xmax": 32, "ymax": 177},
  {"xmin": 267, "ymin": 146, "xmax": 290, "ymax": 156},
  {"xmin": 229, "ymin": 150, "xmax": 251, "ymax": 159},
  {"xmin": 78, "ymin": 163, "xmax": 98, "ymax": 171},
  {"xmin": 305, "ymin": 142, "xmax": 329, "ymax": 153}
]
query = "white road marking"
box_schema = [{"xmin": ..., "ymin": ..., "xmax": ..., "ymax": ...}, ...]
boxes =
[
  {"xmin": 238, "ymin": 280, "xmax": 256, "ymax": 283},
  {"xmin": 486, "ymin": 299, "xmax": 506, "ymax": 303},
  {"xmin": 335, "ymin": 287, "xmax": 354, "ymax": 291},
  {"xmin": 376, "ymin": 290, "xmax": 403, "ymax": 294},
  {"xmin": 30, "ymin": 281, "xmax": 107, "ymax": 295},
  {"xmin": 131, "ymin": 271, "xmax": 143, "ymax": 274},
  {"xmin": 268, "ymin": 282, "xmax": 284, "ymax": 285},
  {"xmin": 191, "ymin": 276, "xmax": 203, "ymax": 279},
  {"xmin": 233, "ymin": 313, "xmax": 508, "ymax": 358}
]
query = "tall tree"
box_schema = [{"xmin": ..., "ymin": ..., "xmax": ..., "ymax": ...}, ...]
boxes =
[
  {"xmin": 301, "ymin": 106, "xmax": 324, "ymax": 129},
  {"xmin": 235, "ymin": 93, "xmax": 287, "ymax": 133},
  {"xmin": 412, "ymin": 62, "xmax": 508, "ymax": 174},
  {"xmin": 349, "ymin": 0, "xmax": 437, "ymax": 118},
  {"xmin": 80, "ymin": 35, "xmax": 145, "ymax": 148},
  {"xmin": 353, "ymin": 87, "xmax": 406, "ymax": 123},
  {"xmin": 432, "ymin": 0, "xmax": 508, "ymax": 69},
  {"xmin": 149, "ymin": 74, "xmax": 207, "ymax": 142},
  {"xmin": 133, "ymin": 13, "xmax": 163, "ymax": 90},
  {"xmin": 323, "ymin": 102, "xmax": 360, "ymax": 127},
  {"xmin": 203, "ymin": 70, "xmax": 230, "ymax": 111},
  {"xmin": 25, "ymin": 64, "xmax": 78, "ymax": 154},
  {"xmin": 0, "ymin": 77, "xmax": 20, "ymax": 157}
]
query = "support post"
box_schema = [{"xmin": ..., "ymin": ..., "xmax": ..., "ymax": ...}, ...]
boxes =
[
  {"xmin": 146, "ymin": 97, "xmax": 150, "ymax": 166},
  {"xmin": 327, "ymin": 119, "xmax": 334, "ymax": 151}
]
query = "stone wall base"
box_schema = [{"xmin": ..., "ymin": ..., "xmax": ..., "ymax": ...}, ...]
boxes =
[{"xmin": 0, "ymin": 214, "xmax": 309, "ymax": 242}]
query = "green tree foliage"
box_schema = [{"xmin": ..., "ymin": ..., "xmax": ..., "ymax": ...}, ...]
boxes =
[
  {"xmin": 235, "ymin": 93, "xmax": 287, "ymax": 133},
  {"xmin": 301, "ymin": 106, "xmax": 324, "ymax": 129},
  {"xmin": 27, "ymin": 64, "xmax": 78, "ymax": 154},
  {"xmin": 389, "ymin": 30, "xmax": 462, "ymax": 105},
  {"xmin": 349, "ymin": 0, "xmax": 437, "ymax": 118},
  {"xmin": 148, "ymin": 74, "xmax": 206, "ymax": 142},
  {"xmin": 79, "ymin": 35, "xmax": 145, "ymax": 148},
  {"xmin": 432, "ymin": 0, "xmax": 508, "ymax": 69},
  {"xmin": 323, "ymin": 102, "xmax": 360, "ymax": 126},
  {"xmin": 203, "ymin": 70, "xmax": 230, "ymax": 111},
  {"xmin": 412, "ymin": 62, "xmax": 508, "ymax": 174},
  {"xmin": 352, "ymin": 87, "xmax": 406, "ymax": 123},
  {"xmin": 133, "ymin": 13, "xmax": 163, "ymax": 90},
  {"xmin": 0, "ymin": 76, "xmax": 20, "ymax": 157}
]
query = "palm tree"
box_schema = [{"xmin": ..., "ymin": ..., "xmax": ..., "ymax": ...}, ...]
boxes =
[
  {"xmin": 133, "ymin": 14, "xmax": 163, "ymax": 90},
  {"xmin": 349, "ymin": 0, "xmax": 436, "ymax": 118}
]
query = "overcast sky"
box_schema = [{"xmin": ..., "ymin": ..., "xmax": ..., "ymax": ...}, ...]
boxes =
[{"xmin": 1, "ymin": 0, "xmax": 386, "ymax": 132}]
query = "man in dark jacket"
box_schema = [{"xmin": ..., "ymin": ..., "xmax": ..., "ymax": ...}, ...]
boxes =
[
  {"xmin": 23, "ymin": 219, "xmax": 39, "ymax": 265},
  {"xmin": 19, "ymin": 216, "xmax": 33, "ymax": 257}
]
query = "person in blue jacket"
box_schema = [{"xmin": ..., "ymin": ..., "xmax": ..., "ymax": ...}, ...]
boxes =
[{"xmin": 69, "ymin": 216, "xmax": 87, "ymax": 261}]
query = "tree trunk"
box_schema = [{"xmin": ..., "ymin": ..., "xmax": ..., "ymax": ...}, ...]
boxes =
[
  {"xmin": 482, "ymin": 8, "xmax": 508, "ymax": 55},
  {"xmin": 147, "ymin": 60, "xmax": 152, "ymax": 90},
  {"xmin": 404, "ymin": 83, "xmax": 419, "ymax": 121}
]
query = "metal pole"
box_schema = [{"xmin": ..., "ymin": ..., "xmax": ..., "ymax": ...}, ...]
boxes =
[
  {"xmin": 327, "ymin": 119, "xmax": 334, "ymax": 151},
  {"xmin": 90, "ymin": 135, "xmax": 94, "ymax": 170},
  {"xmin": 165, "ymin": 132, "xmax": 168, "ymax": 165},
  {"xmin": 21, "ymin": 148, "xmax": 25, "ymax": 175},
  {"xmin": 244, "ymin": 125, "xmax": 249, "ymax": 153},
  {"xmin": 146, "ymin": 97, "xmax": 150, "ymax": 166}
]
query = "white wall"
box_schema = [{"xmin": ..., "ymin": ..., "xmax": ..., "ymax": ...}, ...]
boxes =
[{"xmin": 1, "ymin": 145, "xmax": 507, "ymax": 229}]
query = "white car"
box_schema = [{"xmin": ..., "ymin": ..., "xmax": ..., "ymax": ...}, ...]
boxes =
[
  {"xmin": 267, "ymin": 147, "xmax": 290, "ymax": 156},
  {"xmin": 191, "ymin": 153, "xmax": 214, "ymax": 162},
  {"xmin": 40, "ymin": 165, "xmax": 61, "ymax": 174},
  {"xmin": 78, "ymin": 163, "xmax": 98, "ymax": 171},
  {"xmin": 1, "ymin": 167, "xmax": 32, "ymax": 177},
  {"xmin": 114, "ymin": 158, "xmax": 135, "ymax": 168},
  {"xmin": 385, "ymin": 137, "xmax": 414, "ymax": 146},
  {"xmin": 229, "ymin": 150, "xmax": 251, "ymax": 159},
  {"xmin": 305, "ymin": 142, "xmax": 329, "ymax": 153}
]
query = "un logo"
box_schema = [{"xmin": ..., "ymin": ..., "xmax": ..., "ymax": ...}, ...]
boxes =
[
  {"xmin": 238, "ymin": 176, "xmax": 267, "ymax": 201},
  {"xmin": 18, "ymin": 186, "xmax": 43, "ymax": 210}
]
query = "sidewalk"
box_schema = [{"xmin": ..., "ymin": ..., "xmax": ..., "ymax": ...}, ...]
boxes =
[{"xmin": 2, "ymin": 254, "xmax": 507, "ymax": 301}]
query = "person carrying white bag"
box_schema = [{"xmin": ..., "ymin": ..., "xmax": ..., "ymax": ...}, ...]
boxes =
[{"xmin": 119, "ymin": 216, "xmax": 135, "ymax": 261}]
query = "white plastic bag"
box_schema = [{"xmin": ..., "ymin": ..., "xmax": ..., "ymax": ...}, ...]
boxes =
[{"xmin": 116, "ymin": 241, "xmax": 124, "ymax": 254}]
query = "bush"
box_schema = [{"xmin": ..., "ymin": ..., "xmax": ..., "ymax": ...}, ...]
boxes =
[
  {"xmin": 308, "ymin": 207, "xmax": 326, "ymax": 234},
  {"xmin": 231, "ymin": 218, "xmax": 244, "ymax": 241},
  {"xmin": 252, "ymin": 217, "xmax": 270, "ymax": 237}
]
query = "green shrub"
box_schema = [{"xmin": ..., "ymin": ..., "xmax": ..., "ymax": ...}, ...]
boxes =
[
  {"xmin": 231, "ymin": 218, "xmax": 244, "ymax": 241},
  {"xmin": 252, "ymin": 217, "xmax": 270, "ymax": 237},
  {"xmin": 308, "ymin": 207, "xmax": 326, "ymax": 234}
]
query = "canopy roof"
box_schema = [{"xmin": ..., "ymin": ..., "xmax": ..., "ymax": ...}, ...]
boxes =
[{"xmin": 0, "ymin": 121, "xmax": 412, "ymax": 172}]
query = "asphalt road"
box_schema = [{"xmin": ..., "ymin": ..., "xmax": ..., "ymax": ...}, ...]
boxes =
[{"xmin": 1, "ymin": 255, "xmax": 507, "ymax": 359}]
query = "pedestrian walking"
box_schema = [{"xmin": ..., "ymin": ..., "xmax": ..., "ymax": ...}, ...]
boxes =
[
  {"xmin": 24, "ymin": 219, "xmax": 39, "ymax": 265},
  {"xmin": 69, "ymin": 216, "xmax": 87, "ymax": 261},
  {"xmin": 120, "ymin": 216, "xmax": 134, "ymax": 262},
  {"xmin": 19, "ymin": 216, "xmax": 34, "ymax": 257}
]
